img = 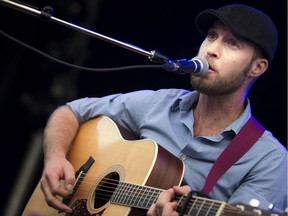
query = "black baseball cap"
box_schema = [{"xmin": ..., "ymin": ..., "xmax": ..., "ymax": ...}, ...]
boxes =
[{"xmin": 195, "ymin": 4, "xmax": 278, "ymax": 62}]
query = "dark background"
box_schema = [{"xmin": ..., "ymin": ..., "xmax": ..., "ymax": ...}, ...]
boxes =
[{"xmin": 0, "ymin": 0, "xmax": 287, "ymax": 215}]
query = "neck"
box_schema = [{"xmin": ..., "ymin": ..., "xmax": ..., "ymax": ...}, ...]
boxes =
[{"xmin": 193, "ymin": 93, "xmax": 246, "ymax": 136}]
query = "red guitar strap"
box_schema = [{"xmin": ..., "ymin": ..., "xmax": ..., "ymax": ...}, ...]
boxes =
[{"xmin": 201, "ymin": 116, "xmax": 265, "ymax": 195}]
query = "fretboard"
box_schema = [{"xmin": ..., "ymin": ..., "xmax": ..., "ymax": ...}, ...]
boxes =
[
  {"xmin": 110, "ymin": 182, "xmax": 226, "ymax": 215},
  {"xmin": 108, "ymin": 181, "xmax": 285, "ymax": 216},
  {"xmin": 111, "ymin": 182, "xmax": 163, "ymax": 209}
]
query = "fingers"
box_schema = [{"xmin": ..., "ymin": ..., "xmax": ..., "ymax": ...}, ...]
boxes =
[
  {"xmin": 147, "ymin": 189, "xmax": 179, "ymax": 216},
  {"xmin": 147, "ymin": 186, "xmax": 192, "ymax": 216},
  {"xmin": 40, "ymin": 177, "xmax": 73, "ymax": 213},
  {"xmin": 40, "ymin": 159, "xmax": 75, "ymax": 213},
  {"xmin": 172, "ymin": 185, "xmax": 191, "ymax": 195},
  {"xmin": 147, "ymin": 203, "xmax": 178, "ymax": 216},
  {"xmin": 147, "ymin": 203, "xmax": 158, "ymax": 216}
]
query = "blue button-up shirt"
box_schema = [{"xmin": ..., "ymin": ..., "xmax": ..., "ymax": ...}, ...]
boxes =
[{"xmin": 67, "ymin": 89, "xmax": 287, "ymax": 212}]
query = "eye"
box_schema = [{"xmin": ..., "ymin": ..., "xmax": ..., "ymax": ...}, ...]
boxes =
[
  {"xmin": 207, "ymin": 31, "xmax": 217, "ymax": 40},
  {"xmin": 227, "ymin": 39, "xmax": 240, "ymax": 48}
]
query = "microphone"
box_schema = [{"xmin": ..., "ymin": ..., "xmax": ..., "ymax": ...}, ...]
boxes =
[{"xmin": 164, "ymin": 56, "xmax": 209, "ymax": 77}]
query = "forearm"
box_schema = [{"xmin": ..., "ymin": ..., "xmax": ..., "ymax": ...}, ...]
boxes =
[{"xmin": 43, "ymin": 105, "xmax": 79, "ymax": 162}]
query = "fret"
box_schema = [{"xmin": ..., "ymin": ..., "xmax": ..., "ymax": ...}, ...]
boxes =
[
  {"xmin": 111, "ymin": 182, "xmax": 125, "ymax": 203},
  {"xmin": 111, "ymin": 181, "xmax": 164, "ymax": 210},
  {"xmin": 146, "ymin": 187, "xmax": 161, "ymax": 208},
  {"xmin": 134, "ymin": 186, "xmax": 162, "ymax": 209},
  {"xmin": 205, "ymin": 201, "xmax": 217, "ymax": 216},
  {"xmin": 132, "ymin": 185, "xmax": 159, "ymax": 208},
  {"xmin": 195, "ymin": 199, "xmax": 206, "ymax": 215},
  {"xmin": 215, "ymin": 202, "xmax": 225, "ymax": 216},
  {"xmin": 176, "ymin": 195, "xmax": 185, "ymax": 207},
  {"xmin": 133, "ymin": 184, "xmax": 146, "ymax": 207},
  {"xmin": 136, "ymin": 186, "xmax": 146, "ymax": 207},
  {"xmin": 124, "ymin": 183, "xmax": 135, "ymax": 205},
  {"xmin": 131, "ymin": 184, "xmax": 140, "ymax": 207},
  {"xmin": 129, "ymin": 184, "xmax": 147, "ymax": 208},
  {"xmin": 141, "ymin": 187, "xmax": 153, "ymax": 209},
  {"xmin": 187, "ymin": 196, "xmax": 199, "ymax": 215},
  {"xmin": 180, "ymin": 196, "xmax": 225, "ymax": 216},
  {"xmin": 129, "ymin": 184, "xmax": 142, "ymax": 207},
  {"xmin": 119, "ymin": 182, "xmax": 131, "ymax": 204}
]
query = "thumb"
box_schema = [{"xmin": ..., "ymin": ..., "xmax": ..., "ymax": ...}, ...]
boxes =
[
  {"xmin": 173, "ymin": 185, "xmax": 191, "ymax": 195},
  {"xmin": 63, "ymin": 163, "xmax": 76, "ymax": 191}
]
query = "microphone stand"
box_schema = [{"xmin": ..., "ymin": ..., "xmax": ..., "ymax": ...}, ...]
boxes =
[{"xmin": 0, "ymin": 0, "xmax": 170, "ymax": 64}]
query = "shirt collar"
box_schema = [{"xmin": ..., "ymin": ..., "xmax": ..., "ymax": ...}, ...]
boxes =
[
  {"xmin": 171, "ymin": 90, "xmax": 252, "ymax": 135},
  {"xmin": 171, "ymin": 90, "xmax": 200, "ymax": 111}
]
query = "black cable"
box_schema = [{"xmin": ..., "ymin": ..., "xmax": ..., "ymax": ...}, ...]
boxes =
[{"xmin": 0, "ymin": 29, "xmax": 165, "ymax": 72}]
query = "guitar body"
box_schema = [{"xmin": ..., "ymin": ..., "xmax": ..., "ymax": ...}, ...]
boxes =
[{"xmin": 22, "ymin": 116, "xmax": 184, "ymax": 216}]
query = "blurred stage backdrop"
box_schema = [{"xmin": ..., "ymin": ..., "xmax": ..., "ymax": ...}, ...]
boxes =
[{"xmin": 0, "ymin": 0, "xmax": 286, "ymax": 215}]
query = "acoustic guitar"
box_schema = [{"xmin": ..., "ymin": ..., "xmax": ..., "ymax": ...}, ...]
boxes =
[{"xmin": 22, "ymin": 116, "xmax": 285, "ymax": 216}]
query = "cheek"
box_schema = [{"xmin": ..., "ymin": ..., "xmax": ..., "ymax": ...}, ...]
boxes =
[
  {"xmin": 220, "ymin": 58, "xmax": 251, "ymax": 78},
  {"xmin": 230, "ymin": 58, "xmax": 251, "ymax": 70},
  {"xmin": 197, "ymin": 41, "xmax": 207, "ymax": 55},
  {"xmin": 223, "ymin": 53, "xmax": 249, "ymax": 68},
  {"xmin": 221, "ymin": 60, "xmax": 238, "ymax": 73}
]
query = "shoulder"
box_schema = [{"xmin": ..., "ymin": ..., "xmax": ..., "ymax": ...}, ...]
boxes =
[
  {"xmin": 259, "ymin": 130, "xmax": 287, "ymax": 155},
  {"xmin": 123, "ymin": 88, "xmax": 192, "ymax": 102},
  {"xmin": 246, "ymin": 115, "xmax": 286, "ymax": 157},
  {"xmin": 132, "ymin": 88, "xmax": 191, "ymax": 96},
  {"xmin": 246, "ymin": 130, "xmax": 287, "ymax": 170}
]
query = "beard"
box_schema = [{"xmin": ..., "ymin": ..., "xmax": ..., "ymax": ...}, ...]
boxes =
[{"xmin": 190, "ymin": 61, "xmax": 252, "ymax": 96}]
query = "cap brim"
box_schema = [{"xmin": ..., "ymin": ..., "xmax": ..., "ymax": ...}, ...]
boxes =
[{"xmin": 195, "ymin": 9, "xmax": 242, "ymax": 39}]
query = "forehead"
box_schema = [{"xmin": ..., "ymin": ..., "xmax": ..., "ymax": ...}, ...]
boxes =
[{"xmin": 209, "ymin": 20, "xmax": 246, "ymax": 42}]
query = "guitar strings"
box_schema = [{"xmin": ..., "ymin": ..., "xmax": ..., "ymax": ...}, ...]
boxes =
[
  {"xmin": 61, "ymin": 173, "xmax": 256, "ymax": 215},
  {"xmin": 73, "ymin": 174, "xmax": 250, "ymax": 215}
]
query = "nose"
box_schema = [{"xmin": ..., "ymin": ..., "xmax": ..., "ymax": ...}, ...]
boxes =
[{"xmin": 206, "ymin": 40, "xmax": 221, "ymax": 58}]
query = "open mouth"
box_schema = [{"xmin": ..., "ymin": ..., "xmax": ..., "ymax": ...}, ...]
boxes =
[{"xmin": 208, "ymin": 64, "xmax": 215, "ymax": 72}]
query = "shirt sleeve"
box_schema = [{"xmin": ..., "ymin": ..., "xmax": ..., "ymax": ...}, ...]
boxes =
[{"xmin": 66, "ymin": 90, "xmax": 162, "ymax": 135}]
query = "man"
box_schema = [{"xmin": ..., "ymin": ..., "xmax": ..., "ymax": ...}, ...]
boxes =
[{"xmin": 39, "ymin": 4, "xmax": 287, "ymax": 215}]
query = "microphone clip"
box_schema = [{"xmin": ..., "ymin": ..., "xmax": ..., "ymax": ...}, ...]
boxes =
[
  {"xmin": 149, "ymin": 50, "xmax": 170, "ymax": 64},
  {"xmin": 163, "ymin": 59, "xmax": 191, "ymax": 74},
  {"xmin": 39, "ymin": 6, "xmax": 54, "ymax": 22},
  {"xmin": 163, "ymin": 56, "xmax": 209, "ymax": 77}
]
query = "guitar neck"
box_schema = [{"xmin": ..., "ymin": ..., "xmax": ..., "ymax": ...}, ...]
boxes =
[
  {"xmin": 111, "ymin": 182, "xmax": 227, "ymax": 215},
  {"xmin": 111, "ymin": 181, "xmax": 163, "ymax": 209},
  {"xmin": 110, "ymin": 181, "xmax": 285, "ymax": 216}
]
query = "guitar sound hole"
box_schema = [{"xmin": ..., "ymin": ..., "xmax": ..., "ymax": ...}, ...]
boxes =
[{"xmin": 94, "ymin": 172, "xmax": 120, "ymax": 208}]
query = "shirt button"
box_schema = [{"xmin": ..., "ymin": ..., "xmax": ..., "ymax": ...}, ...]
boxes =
[{"xmin": 181, "ymin": 154, "xmax": 187, "ymax": 161}]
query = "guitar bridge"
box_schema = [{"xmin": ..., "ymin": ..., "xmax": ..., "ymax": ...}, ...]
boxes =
[{"xmin": 62, "ymin": 156, "xmax": 95, "ymax": 205}]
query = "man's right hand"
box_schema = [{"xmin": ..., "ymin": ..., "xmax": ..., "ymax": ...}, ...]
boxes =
[
  {"xmin": 39, "ymin": 105, "xmax": 79, "ymax": 213},
  {"xmin": 40, "ymin": 157, "xmax": 76, "ymax": 214}
]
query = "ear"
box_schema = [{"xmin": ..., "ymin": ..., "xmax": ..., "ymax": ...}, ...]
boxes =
[{"xmin": 249, "ymin": 58, "xmax": 268, "ymax": 78}]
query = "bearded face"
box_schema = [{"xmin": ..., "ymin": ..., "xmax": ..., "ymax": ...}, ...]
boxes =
[
  {"xmin": 190, "ymin": 58, "xmax": 252, "ymax": 96},
  {"xmin": 192, "ymin": 20, "xmax": 257, "ymax": 96}
]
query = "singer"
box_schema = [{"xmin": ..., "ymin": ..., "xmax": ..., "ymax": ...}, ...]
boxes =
[{"xmin": 24, "ymin": 3, "xmax": 287, "ymax": 216}]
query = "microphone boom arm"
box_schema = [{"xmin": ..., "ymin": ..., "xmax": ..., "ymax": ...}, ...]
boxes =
[{"xmin": 0, "ymin": 0, "xmax": 170, "ymax": 63}]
